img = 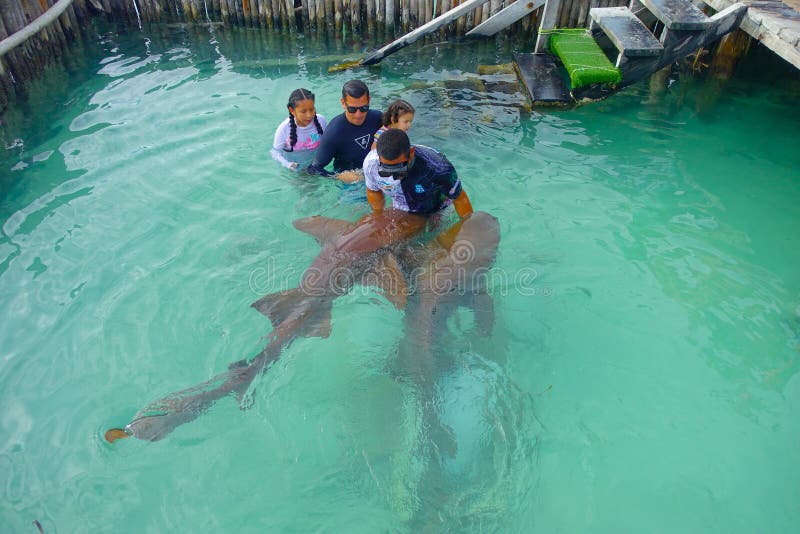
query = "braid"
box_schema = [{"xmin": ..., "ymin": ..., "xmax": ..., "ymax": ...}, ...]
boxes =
[
  {"xmin": 288, "ymin": 114, "xmax": 297, "ymax": 152},
  {"xmin": 313, "ymin": 115, "xmax": 323, "ymax": 135},
  {"xmin": 286, "ymin": 87, "xmax": 316, "ymax": 152}
]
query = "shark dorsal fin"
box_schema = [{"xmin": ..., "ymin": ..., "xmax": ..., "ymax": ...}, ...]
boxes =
[
  {"xmin": 292, "ymin": 216, "xmax": 352, "ymax": 245},
  {"xmin": 251, "ymin": 287, "xmax": 311, "ymax": 328},
  {"xmin": 362, "ymin": 252, "xmax": 408, "ymax": 309}
]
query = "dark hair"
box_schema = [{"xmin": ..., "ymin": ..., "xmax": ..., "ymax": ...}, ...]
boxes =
[
  {"xmin": 376, "ymin": 128, "xmax": 411, "ymax": 160},
  {"xmin": 286, "ymin": 88, "xmax": 324, "ymax": 152},
  {"xmin": 342, "ymin": 79, "xmax": 369, "ymax": 100},
  {"xmin": 382, "ymin": 99, "xmax": 415, "ymax": 127}
]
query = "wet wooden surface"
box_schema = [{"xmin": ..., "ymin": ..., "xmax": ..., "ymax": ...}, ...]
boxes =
[{"xmin": 705, "ymin": 0, "xmax": 800, "ymax": 68}]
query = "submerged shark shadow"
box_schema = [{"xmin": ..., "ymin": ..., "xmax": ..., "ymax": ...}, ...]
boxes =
[
  {"xmin": 106, "ymin": 209, "xmax": 428, "ymax": 443},
  {"xmin": 388, "ymin": 212, "xmax": 502, "ymax": 458}
]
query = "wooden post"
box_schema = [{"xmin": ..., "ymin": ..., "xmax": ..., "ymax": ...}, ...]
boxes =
[
  {"xmin": 558, "ymin": 0, "xmax": 572, "ymax": 27},
  {"xmin": 366, "ymin": 0, "xmax": 375, "ymax": 35},
  {"xmin": 454, "ymin": 0, "xmax": 465, "ymax": 34},
  {"xmin": 334, "ymin": 0, "xmax": 342, "ymax": 32},
  {"xmin": 645, "ymin": 64, "xmax": 670, "ymax": 103},
  {"xmin": 305, "ymin": 0, "xmax": 315, "ymax": 28},
  {"xmin": 534, "ymin": 0, "xmax": 562, "ymax": 53},
  {"xmin": 709, "ymin": 28, "xmax": 750, "ymax": 81},
  {"xmin": 476, "ymin": 2, "xmax": 490, "ymax": 27},
  {"xmin": 385, "ymin": 0, "xmax": 395, "ymax": 35},
  {"xmin": 351, "ymin": 0, "xmax": 360, "ymax": 35},
  {"xmin": 566, "ymin": 0, "xmax": 579, "ymax": 25},
  {"xmin": 437, "ymin": 0, "xmax": 449, "ymax": 37},
  {"xmin": 316, "ymin": 0, "xmax": 325, "ymax": 33}
]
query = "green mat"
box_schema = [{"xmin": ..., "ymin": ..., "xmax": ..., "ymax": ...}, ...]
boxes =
[{"xmin": 547, "ymin": 29, "xmax": 622, "ymax": 89}]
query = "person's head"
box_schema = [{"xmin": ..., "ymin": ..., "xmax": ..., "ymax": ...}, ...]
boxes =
[
  {"xmin": 376, "ymin": 128, "xmax": 415, "ymax": 180},
  {"xmin": 287, "ymin": 88, "xmax": 317, "ymax": 128},
  {"xmin": 382, "ymin": 99, "xmax": 415, "ymax": 132},
  {"xmin": 286, "ymin": 88, "xmax": 324, "ymax": 151},
  {"xmin": 340, "ymin": 79, "xmax": 371, "ymax": 126}
]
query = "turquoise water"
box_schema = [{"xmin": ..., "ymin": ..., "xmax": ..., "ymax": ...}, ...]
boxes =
[{"xmin": 1, "ymin": 23, "xmax": 799, "ymax": 532}]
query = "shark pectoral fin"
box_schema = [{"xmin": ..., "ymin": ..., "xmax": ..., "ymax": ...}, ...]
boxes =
[
  {"xmin": 251, "ymin": 288, "xmax": 306, "ymax": 326},
  {"xmin": 363, "ymin": 252, "xmax": 408, "ymax": 309},
  {"xmin": 471, "ymin": 292, "xmax": 495, "ymax": 336},
  {"xmin": 305, "ymin": 300, "xmax": 333, "ymax": 338},
  {"xmin": 292, "ymin": 216, "xmax": 352, "ymax": 245},
  {"xmin": 435, "ymin": 218, "xmax": 467, "ymax": 251},
  {"xmin": 104, "ymin": 427, "xmax": 132, "ymax": 443}
]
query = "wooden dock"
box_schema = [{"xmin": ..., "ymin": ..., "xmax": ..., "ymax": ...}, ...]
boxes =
[{"xmin": 706, "ymin": 0, "xmax": 800, "ymax": 68}]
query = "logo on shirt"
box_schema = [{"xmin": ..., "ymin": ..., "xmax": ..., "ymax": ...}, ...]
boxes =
[
  {"xmin": 354, "ymin": 134, "xmax": 371, "ymax": 150},
  {"xmin": 379, "ymin": 177, "xmax": 400, "ymax": 192},
  {"xmin": 415, "ymin": 184, "xmax": 425, "ymax": 193}
]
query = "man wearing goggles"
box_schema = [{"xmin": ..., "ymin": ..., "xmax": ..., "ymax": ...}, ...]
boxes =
[
  {"xmin": 306, "ymin": 79, "xmax": 383, "ymax": 183},
  {"xmin": 365, "ymin": 129, "xmax": 473, "ymax": 219}
]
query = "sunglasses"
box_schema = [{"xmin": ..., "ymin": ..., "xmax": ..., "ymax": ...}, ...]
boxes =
[
  {"xmin": 346, "ymin": 105, "xmax": 370, "ymax": 113},
  {"xmin": 377, "ymin": 160, "xmax": 410, "ymax": 178}
]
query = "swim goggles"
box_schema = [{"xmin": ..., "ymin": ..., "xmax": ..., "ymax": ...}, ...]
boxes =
[{"xmin": 377, "ymin": 160, "xmax": 410, "ymax": 178}]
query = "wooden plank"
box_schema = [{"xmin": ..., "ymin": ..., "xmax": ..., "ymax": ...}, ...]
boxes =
[
  {"xmin": 513, "ymin": 51, "xmax": 572, "ymax": 105},
  {"xmin": 466, "ymin": 0, "xmax": 543, "ymax": 36},
  {"xmin": 590, "ymin": 6, "xmax": 663, "ymax": 56},
  {"xmin": 705, "ymin": 0, "xmax": 800, "ymax": 68},
  {"xmin": 640, "ymin": 0, "xmax": 707, "ymax": 30},
  {"xmin": 359, "ymin": 0, "xmax": 491, "ymax": 64}
]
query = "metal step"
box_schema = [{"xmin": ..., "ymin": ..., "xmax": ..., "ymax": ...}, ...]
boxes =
[
  {"xmin": 640, "ymin": 0, "xmax": 709, "ymax": 30},
  {"xmin": 590, "ymin": 7, "xmax": 664, "ymax": 57}
]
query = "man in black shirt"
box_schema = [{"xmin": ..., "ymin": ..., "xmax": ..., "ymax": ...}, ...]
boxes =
[
  {"xmin": 306, "ymin": 79, "xmax": 383, "ymax": 182},
  {"xmin": 366, "ymin": 128, "xmax": 474, "ymax": 219}
]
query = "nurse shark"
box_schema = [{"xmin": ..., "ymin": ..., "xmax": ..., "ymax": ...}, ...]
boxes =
[
  {"xmin": 391, "ymin": 211, "xmax": 501, "ymax": 528},
  {"xmin": 105, "ymin": 209, "xmax": 426, "ymax": 443}
]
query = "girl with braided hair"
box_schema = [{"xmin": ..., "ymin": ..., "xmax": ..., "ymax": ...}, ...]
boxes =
[{"xmin": 271, "ymin": 88, "xmax": 327, "ymax": 170}]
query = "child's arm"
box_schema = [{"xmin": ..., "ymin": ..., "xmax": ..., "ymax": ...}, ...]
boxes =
[
  {"xmin": 270, "ymin": 148, "xmax": 299, "ymax": 169},
  {"xmin": 271, "ymin": 121, "xmax": 299, "ymax": 170}
]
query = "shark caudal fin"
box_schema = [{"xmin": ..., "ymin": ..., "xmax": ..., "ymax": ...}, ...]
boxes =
[
  {"xmin": 292, "ymin": 215, "xmax": 352, "ymax": 245},
  {"xmin": 251, "ymin": 288, "xmax": 333, "ymax": 338}
]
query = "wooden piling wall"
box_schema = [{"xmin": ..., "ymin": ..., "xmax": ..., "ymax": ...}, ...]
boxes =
[{"xmin": 0, "ymin": 0, "xmax": 627, "ymax": 110}]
